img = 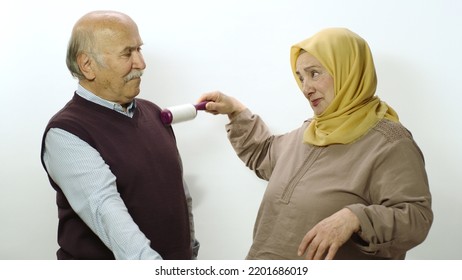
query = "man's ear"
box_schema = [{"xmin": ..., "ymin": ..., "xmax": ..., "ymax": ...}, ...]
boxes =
[{"xmin": 77, "ymin": 53, "xmax": 96, "ymax": 80}]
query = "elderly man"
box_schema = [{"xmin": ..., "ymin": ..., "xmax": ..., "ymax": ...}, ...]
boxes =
[{"xmin": 41, "ymin": 10, "xmax": 199, "ymax": 260}]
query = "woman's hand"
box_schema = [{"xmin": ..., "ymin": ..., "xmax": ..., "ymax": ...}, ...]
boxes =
[
  {"xmin": 298, "ymin": 208, "xmax": 361, "ymax": 260},
  {"xmin": 197, "ymin": 91, "xmax": 246, "ymax": 120}
]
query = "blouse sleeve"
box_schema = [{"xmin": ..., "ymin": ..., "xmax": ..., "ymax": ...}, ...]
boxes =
[
  {"xmin": 225, "ymin": 109, "xmax": 276, "ymax": 181},
  {"xmin": 346, "ymin": 137, "xmax": 433, "ymax": 258}
]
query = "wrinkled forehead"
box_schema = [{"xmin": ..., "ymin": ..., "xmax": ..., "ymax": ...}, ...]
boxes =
[
  {"xmin": 295, "ymin": 51, "xmax": 325, "ymax": 71},
  {"xmin": 78, "ymin": 11, "xmax": 142, "ymax": 51}
]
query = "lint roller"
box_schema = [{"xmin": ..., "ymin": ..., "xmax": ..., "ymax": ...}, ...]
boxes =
[{"xmin": 160, "ymin": 101, "xmax": 209, "ymax": 125}]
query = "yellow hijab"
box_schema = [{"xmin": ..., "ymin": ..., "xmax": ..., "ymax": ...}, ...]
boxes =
[{"xmin": 290, "ymin": 28, "xmax": 399, "ymax": 146}]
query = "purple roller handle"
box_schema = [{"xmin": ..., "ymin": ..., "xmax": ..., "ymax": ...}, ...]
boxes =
[{"xmin": 194, "ymin": 101, "xmax": 209, "ymax": 110}]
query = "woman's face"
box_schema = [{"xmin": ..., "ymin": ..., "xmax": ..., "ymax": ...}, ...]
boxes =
[{"xmin": 295, "ymin": 52, "xmax": 335, "ymax": 116}]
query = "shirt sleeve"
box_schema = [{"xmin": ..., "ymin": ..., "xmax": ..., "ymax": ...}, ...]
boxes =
[
  {"xmin": 183, "ymin": 179, "xmax": 200, "ymax": 259},
  {"xmin": 43, "ymin": 128, "xmax": 162, "ymax": 260}
]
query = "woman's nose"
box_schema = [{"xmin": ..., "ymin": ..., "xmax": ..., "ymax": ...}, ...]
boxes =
[{"xmin": 302, "ymin": 80, "xmax": 314, "ymax": 97}]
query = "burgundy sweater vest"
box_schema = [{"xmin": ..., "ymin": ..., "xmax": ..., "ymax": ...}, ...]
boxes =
[{"xmin": 41, "ymin": 93, "xmax": 192, "ymax": 260}]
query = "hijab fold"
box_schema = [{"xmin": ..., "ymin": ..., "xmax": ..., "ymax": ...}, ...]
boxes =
[{"xmin": 290, "ymin": 28, "xmax": 399, "ymax": 146}]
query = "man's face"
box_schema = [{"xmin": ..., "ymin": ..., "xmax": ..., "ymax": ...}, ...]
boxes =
[{"xmin": 91, "ymin": 21, "xmax": 146, "ymax": 106}]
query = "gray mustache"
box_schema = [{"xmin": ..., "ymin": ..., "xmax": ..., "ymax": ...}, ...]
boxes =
[{"xmin": 124, "ymin": 70, "xmax": 144, "ymax": 82}]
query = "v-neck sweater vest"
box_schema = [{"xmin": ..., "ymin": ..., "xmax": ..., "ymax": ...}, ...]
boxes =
[{"xmin": 41, "ymin": 93, "xmax": 191, "ymax": 259}]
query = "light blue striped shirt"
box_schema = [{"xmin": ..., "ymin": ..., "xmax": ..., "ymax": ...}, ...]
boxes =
[{"xmin": 43, "ymin": 84, "xmax": 197, "ymax": 259}]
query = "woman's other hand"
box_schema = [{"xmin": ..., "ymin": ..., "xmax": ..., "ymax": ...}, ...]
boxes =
[{"xmin": 298, "ymin": 208, "xmax": 361, "ymax": 260}]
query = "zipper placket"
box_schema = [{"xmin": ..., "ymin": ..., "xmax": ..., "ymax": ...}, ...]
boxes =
[{"xmin": 280, "ymin": 147, "xmax": 323, "ymax": 204}]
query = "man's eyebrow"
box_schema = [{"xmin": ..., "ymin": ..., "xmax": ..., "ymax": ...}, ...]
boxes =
[{"xmin": 120, "ymin": 44, "xmax": 143, "ymax": 53}]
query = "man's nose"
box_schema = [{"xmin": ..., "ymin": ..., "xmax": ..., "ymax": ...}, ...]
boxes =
[{"xmin": 133, "ymin": 51, "xmax": 146, "ymax": 70}]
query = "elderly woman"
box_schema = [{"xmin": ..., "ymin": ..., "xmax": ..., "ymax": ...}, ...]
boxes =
[{"xmin": 198, "ymin": 28, "xmax": 433, "ymax": 260}]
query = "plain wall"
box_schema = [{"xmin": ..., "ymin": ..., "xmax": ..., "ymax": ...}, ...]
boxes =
[{"xmin": 1, "ymin": 0, "xmax": 461, "ymax": 259}]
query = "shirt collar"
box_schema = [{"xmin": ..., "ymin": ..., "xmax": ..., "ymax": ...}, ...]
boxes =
[{"xmin": 76, "ymin": 84, "xmax": 136, "ymax": 117}]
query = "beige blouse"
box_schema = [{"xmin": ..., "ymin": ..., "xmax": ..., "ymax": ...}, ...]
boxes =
[{"xmin": 226, "ymin": 109, "xmax": 433, "ymax": 260}]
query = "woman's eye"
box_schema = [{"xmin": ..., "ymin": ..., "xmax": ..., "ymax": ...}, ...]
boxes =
[{"xmin": 311, "ymin": 71, "xmax": 319, "ymax": 78}]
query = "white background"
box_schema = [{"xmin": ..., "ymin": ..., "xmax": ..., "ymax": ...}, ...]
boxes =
[{"xmin": 1, "ymin": 0, "xmax": 461, "ymax": 260}]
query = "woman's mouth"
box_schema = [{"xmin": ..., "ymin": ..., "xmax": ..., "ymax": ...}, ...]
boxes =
[{"xmin": 311, "ymin": 98, "xmax": 322, "ymax": 107}]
